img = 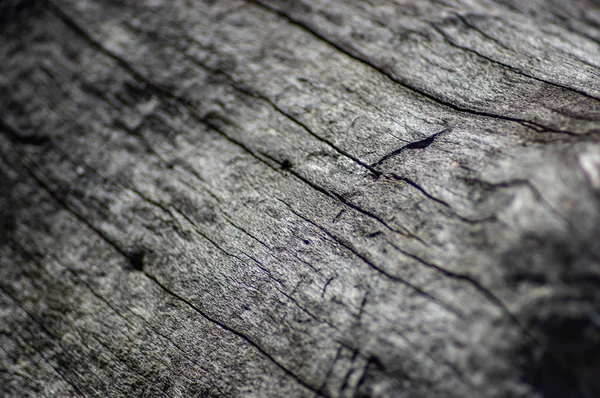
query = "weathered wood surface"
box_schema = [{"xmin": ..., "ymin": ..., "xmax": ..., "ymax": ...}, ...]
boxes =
[{"xmin": 1, "ymin": 0, "xmax": 599, "ymax": 396}]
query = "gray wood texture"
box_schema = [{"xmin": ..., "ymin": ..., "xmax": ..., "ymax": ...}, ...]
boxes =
[{"xmin": 1, "ymin": 0, "xmax": 599, "ymax": 396}]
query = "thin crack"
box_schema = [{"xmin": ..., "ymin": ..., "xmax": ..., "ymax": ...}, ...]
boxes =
[
  {"xmin": 430, "ymin": 21, "xmax": 600, "ymax": 103},
  {"xmin": 45, "ymin": 2, "xmax": 430, "ymax": 246},
  {"xmin": 7, "ymin": 237, "xmax": 227, "ymax": 396},
  {"xmin": 247, "ymin": 0, "xmax": 586, "ymax": 135},
  {"xmin": 316, "ymin": 344, "xmax": 344, "ymax": 395},
  {"xmin": 128, "ymin": 24, "xmax": 380, "ymax": 178},
  {"xmin": 231, "ymin": 85, "xmax": 381, "ymax": 177},
  {"xmin": 2, "ymin": 136, "xmax": 324, "ymax": 397},
  {"xmin": 272, "ymin": 195, "xmax": 465, "ymax": 318},
  {"xmin": 140, "ymin": 271, "xmax": 325, "ymax": 397},
  {"xmin": 387, "ymin": 173, "xmax": 499, "ymax": 225},
  {"xmin": 387, "ymin": 240, "xmax": 532, "ymax": 334},
  {"xmin": 391, "ymin": 174, "xmax": 451, "ymax": 208}
]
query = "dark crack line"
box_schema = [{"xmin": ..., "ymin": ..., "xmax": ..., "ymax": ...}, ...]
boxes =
[
  {"xmin": 174, "ymin": 213, "xmax": 344, "ymax": 336},
  {"xmin": 222, "ymin": 212, "xmax": 320, "ymax": 275},
  {"xmin": 392, "ymin": 174, "xmax": 451, "ymax": 208},
  {"xmin": 239, "ymin": 250, "xmax": 289, "ymax": 288},
  {"xmin": 451, "ymin": 13, "xmax": 511, "ymax": 52},
  {"xmin": 255, "ymin": 147, "xmax": 422, "ymax": 241},
  {"xmin": 46, "ymin": 1, "xmax": 430, "ymax": 246},
  {"xmin": 321, "ymin": 276, "xmax": 336, "ymax": 299},
  {"xmin": 62, "ymin": 206, "xmax": 320, "ymax": 395},
  {"xmin": 126, "ymin": 25, "xmax": 380, "ymax": 178},
  {"xmin": 247, "ymin": 0, "xmax": 586, "ymax": 135},
  {"xmin": 339, "ymin": 363, "xmax": 356, "ymax": 394},
  {"xmin": 272, "ymin": 196, "xmax": 464, "ymax": 318},
  {"xmin": 387, "ymin": 241, "xmax": 532, "ymax": 334},
  {"xmin": 7, "ymin": 237, "xmax": 227, "ymax": 396},
  {"xmin": 275, "ymin": 285, "xmax": 346, "ymax": 336},
  {"xmin": 356, "ymin": 291, "xmax": 369, "ymax": 324},
  {"xmin": 386, "ymin": 173, "xmax": 498, "ymax": 225},
  {"xmin": 430, "ymin": 22, "xmax": 600, "ymax": 103},
  {"xmin": 371, "ymin": 129, "xmax": 446, "ymax": 167},
  {"xmin": 231, "ymin": 85, "xmax": 381, "ymax": 177},
  {"xmin": 169, "ymin": 205, "xmax": 287, "ymax": 281},
  {"xmin": 316, "ymin": 344, "xmax": 344, "ymax": 396},
  {"xmin": 222, "ymin": 216, "xmax": 272, "ymax": 251},
  {"xmin": 140, "ymin": 271, "xmax": 326, "ymax": 397},
  {"xmin": 221, "ymin": 208, "xmax": 322, "ymax": 274},
  {"xmin": 470, "ymin": 8, "xmax": 600, "ymax": 70},
  {"xmin": 332, "ymin": 342, "xmax": 374, "ymax": 395},
  {"xmin": 1, "ymin": 135, "xmax": 323, "ymax": 396}
]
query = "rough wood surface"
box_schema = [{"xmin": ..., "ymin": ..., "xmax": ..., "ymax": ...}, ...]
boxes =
[{"xmin": 1, "ymin": 0, "xmax": 599, "ymax": 397}]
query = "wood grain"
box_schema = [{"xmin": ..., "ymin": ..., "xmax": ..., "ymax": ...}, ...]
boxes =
[{"xmin": 1, "ymin": 0, "xmax": 599, "ymax": 396}]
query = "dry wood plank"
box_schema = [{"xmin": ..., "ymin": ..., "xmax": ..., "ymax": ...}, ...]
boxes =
[{"xmin": 1, "ymin": 0, "xmax": 599, "ymax": 397}]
